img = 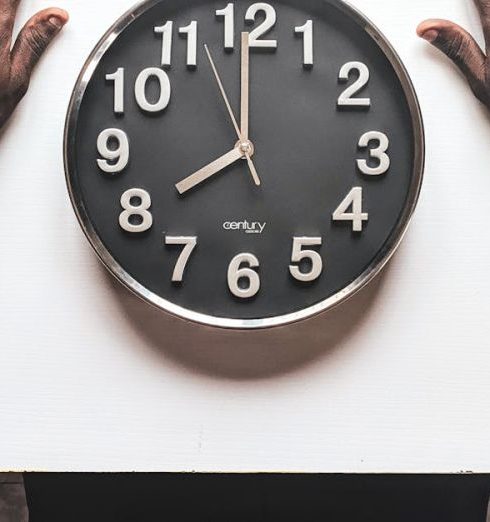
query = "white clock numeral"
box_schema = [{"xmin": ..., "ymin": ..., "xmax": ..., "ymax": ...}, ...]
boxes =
[
  {"xmin": 179, "ymin": 21, "xmax": 198, "ymax": 67},
  {"xmin": 245, "ymin": 3, "xmax": 277, "ymax": 49},
  {"xmin": 332, "ymin": 187, "xmax": 368, "ymax": 233},
  {"xmin": 134, "ymin": 67, "xmax": 171, "ymax": 112},
  {"xmin": 289, "ymin": 237, "xmax": 323, "ymax": 282},
  {"xmin": 97, "ymin": 129, "xmax": 129, "ymax": 174},
  {"xmin": 295, "ymin": 20, "xmax": 313, "ymax": 67},
  {"xmin": 165, "ymin": 236, "xmax": 198, "ymax": 283},
  {"xmin": 119, "ymin": 188, "xmax": 153, "ymax": 233},
  {"xmin": 228, "ymin": 253, "xmax": 260, "ymax": 299},
  {"xmin": 155, "ymin": 20, "xmax": 197, "ymax": 67},
  {"xmin": 216, "ymin": 3, "xmax": 234, "ymax": 50},
  {"xmin": 154, "ymin": 21, "xmax": 173, "ymax": 68},
  {"xmin": 106, "ymin": 68, "xmax": 125, "ymax": 114},
  {"xmin": 337, "ymin": 62, "xmax": 370, "ymax": 107},
  {"xmin": 357, "ymin": 131, "xmax": 390, "ymax": 176}
]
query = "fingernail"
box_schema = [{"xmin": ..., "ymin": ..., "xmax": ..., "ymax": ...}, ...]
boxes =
[
  {"xmin": 48, "ymin": 16, "xmax": 64, "ymax": 30},
  {"xmin": 421, "ymin": 29, "xmax": 439, "ymax": 43}
]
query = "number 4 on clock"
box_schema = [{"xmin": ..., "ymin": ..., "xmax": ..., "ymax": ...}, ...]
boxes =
[{"xmin": 332, "ymin": 187, "xmax": 369, "ymax": 232}]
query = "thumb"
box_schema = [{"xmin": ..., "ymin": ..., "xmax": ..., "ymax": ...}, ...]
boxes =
[
  {"xmin": 417, "ymin": 19, "xmax": 488, "ymax": 104},
  {"xmin": 9, "ymin": 8, "xmax": 68, "ymax": 96}
]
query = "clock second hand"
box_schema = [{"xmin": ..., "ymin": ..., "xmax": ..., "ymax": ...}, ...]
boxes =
[{"xmin": 204, "ymin": 43, "xmax": 261, "ymax": 186}]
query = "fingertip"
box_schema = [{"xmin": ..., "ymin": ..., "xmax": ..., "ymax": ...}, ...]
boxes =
[
  {"xmin": 47, "ymin": 8, "xmax": 69, "ymax": 27},
  {"xmin": 414, "ymin": 18, "xmax": 487, "ymax": 95},
  {"xmin": 34, "ymin": 7, "xmax": 69, "ymax": 29},
  {"xmin": 416, "ymin": 21, "xmax": 428, "ymax": 37},
  {"xmin": 10, "ymin": 6, "xmax": 69, "ymax": 76},
  {"xmin": 417, "ymin": 21, "xmax": 439, "ymax": 41},
  {"xmin": 420, "ymin": 29, "xmax": 439, "ymax": 43}
]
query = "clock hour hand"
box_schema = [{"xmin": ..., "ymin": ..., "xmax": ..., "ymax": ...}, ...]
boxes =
[{"xmin": 176, "ymin": 147, "xmax": 243, "ymax": 195}]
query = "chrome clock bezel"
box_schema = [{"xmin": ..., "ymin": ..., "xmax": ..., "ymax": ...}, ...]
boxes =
[{"xmin": 64, "ymin": 0, "xmax": 425, "ymax": 330}]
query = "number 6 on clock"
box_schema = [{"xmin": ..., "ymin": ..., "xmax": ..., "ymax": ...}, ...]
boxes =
[{"xmin": 228, "ymin": 253, "xmax": 260, "ymax": 299}]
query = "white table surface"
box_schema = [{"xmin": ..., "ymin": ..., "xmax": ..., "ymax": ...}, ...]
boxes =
[{"xmin": 1, "ymin": 0, "xmax": 490, "ymax": 472}]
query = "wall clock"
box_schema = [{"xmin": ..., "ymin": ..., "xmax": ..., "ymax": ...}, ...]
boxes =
[{"xmin": 64, "ymin": 0, "xmax": 424, "ymax": 329}]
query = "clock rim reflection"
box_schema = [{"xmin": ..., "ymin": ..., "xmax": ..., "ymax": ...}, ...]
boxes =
[{"xmin": 64, "ymin": 0, "xmax": 425, "ymax": 330}]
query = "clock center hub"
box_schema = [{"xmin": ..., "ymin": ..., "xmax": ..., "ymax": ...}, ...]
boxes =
[{"xmin": 236, "ymin": 139, "xmax": 255, "ymax": 158}]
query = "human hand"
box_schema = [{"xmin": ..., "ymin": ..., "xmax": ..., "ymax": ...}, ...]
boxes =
[
  {"xmin": 417, "ymin": 1, "xmax": 490, "ymax": 108},
  {"xmin": 0, "ymin": 0, "xmax": 68, "ymax": 128}
]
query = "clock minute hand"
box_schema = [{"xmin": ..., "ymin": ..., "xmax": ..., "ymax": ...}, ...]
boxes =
[
  {"xmin": 176, "ymin": 147, "xmax": 243, "ymax": 195},
  {"xmin": 204, "ymin": 44, "xmax": 260, "ymax": 187},
  {"xmin": 240, "ymin": 32, "xmax": 250, "ymax": 142}
]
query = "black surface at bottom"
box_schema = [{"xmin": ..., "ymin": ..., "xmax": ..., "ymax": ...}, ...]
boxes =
[{"xmin": 24, "ymin": 473, "xmax": 490, "ymax": 522}]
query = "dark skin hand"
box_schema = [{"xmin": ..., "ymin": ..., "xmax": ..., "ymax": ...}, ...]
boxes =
[
  {"xmin": 0, "ymin": 0, "xmax": 68, "ymax": 128},
  {"xmin": 418, "ymin": 0, "xmax": 490, "ymax": 108}
]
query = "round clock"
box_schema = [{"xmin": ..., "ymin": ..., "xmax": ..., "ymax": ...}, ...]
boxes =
[{"xmin": 65, "ymin": 0, "xmax": 424, "ymax": 329}]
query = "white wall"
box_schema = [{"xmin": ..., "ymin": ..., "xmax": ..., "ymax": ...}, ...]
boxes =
[{"xmin": 1, "ymin": 0, "xmax": 490, "ymax": 472}]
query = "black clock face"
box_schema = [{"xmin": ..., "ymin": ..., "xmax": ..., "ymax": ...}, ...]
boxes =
[{"xmin": 65, "ymin": 0, "xmax": 424, "ymax": 328}]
